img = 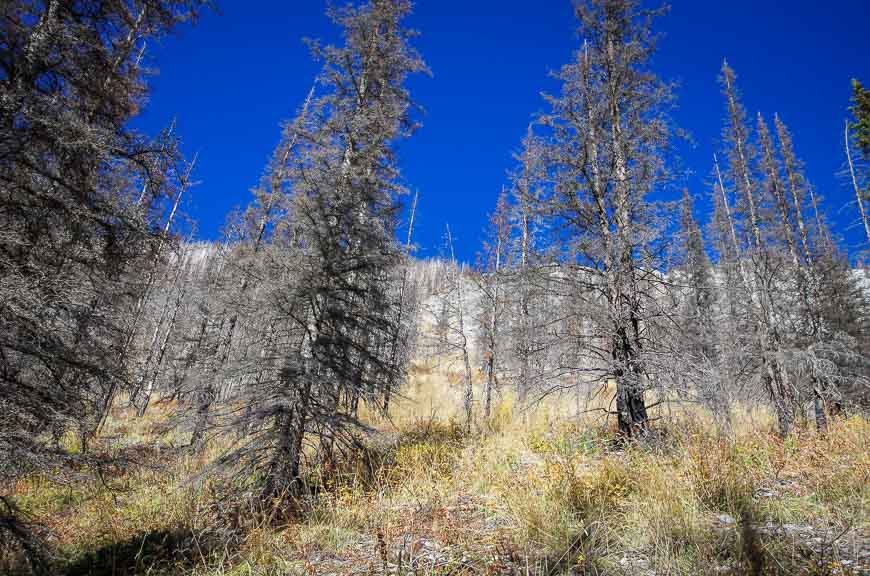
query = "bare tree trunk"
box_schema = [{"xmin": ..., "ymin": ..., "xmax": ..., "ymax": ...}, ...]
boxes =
[
  {"xmin": 136, "ymin": 250, "xmax": 191, "ymax": 416},
  {"xmin": 123, "ymin": 152, "xmax": 197, "ymax": 356},
  {"xmin": 518, "ymin": 195, "xmax": 531, "ymax": 409},
  {"xmin": 483, "ymin": 301, "xmax": 497, "ymax": 423},
  {"xmin": 239, "ymin": 317, "xmax": 279, "ymax": 439},
  {"xmin": 758, "ymin": 114, "xmax": 801, "ymax": 267},
  {"xmin": 813, "ymin": 388, "xmax": 828, "ymax": 434},
  {"xmin": 447, "ymin": 225, "xmax": 473, "ymax": 433},
  {"xmin": 130, "ymin": 248, "xmax": 187, "ymax": 409},
  {"xmin": 483, "ymin": 218, "xmax": 503, "ymax": 422},
  {"xmin": 190, "ymin": 382, "xmax": 216, "ymax": 451},
  {"xmin": 808, "ymin": 185, "xmax": 830, "ymax": 248},
  {"xmin": 724, "ymin": 65, "xmax": 763, "ymax": 251},
  {"xmin": 187, "ymin": 249, "xmax": 231, "ymax": 451},
  {"xmin": 384, "ymin": 189, "xmax": 418, "ymax": 413},
  {"xmin": 606, "ymin": 34, "xmax": 648, "ymax": 437},
  {"xmin": 266, "ymin": 375, "xmax": 311, "ymax": 498},
  {"xmin": 175, "ymin": 251, "xmax": 213, "ymax": 395},
  {"xmin": 96, "ymin": 153, "xmax": 197, "ymax": 433},
  {"xmin": 613, "ymin": 324, "xmax": 648, "ymax": 437}
]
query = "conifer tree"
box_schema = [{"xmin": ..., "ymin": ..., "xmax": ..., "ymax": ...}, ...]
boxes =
[
  {"xmin": 534, "ymin": 0, "xmax": 678, "ymax": 436},
  {"xmin": 714, "ymin": 65, "xmax": 869, "ymax": 433},
  {"xmin": 0, "ymin": 0, "xmax": 207, "ymax": 566},
  {"xmin": 846, "ymin": 80, "xmax": 870, "ymax": 247},
  {"xmin": 509, "ymin": 129, "xmax": 546, "ymax": 409},
  {"xmin": 212, "ymin": 0, "xmax": 427, "ymax": 496},
  {"xmin": 774, "ymin": 115, "xmax": 870, "ymax": 423},
  {"xmin": 849, "ymin": 80, "xmax": 870, "ymax": 157},
  {"xmin": 675, "ymin": 189, "xmax": 732, "ymax": 428},
  {"xmin": 718, "ymin": 62, "xmax": 798, "ymax": 435},
  {"xmin": 0, "ymin": 0, "xmax": 206, "ymax": 473},
  {"xmin": 679, "ymin": 189, "xmax": 716, "ymax": 361}
]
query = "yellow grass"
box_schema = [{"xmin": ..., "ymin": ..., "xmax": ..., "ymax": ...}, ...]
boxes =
[{"xmin": 4, "ymin": 364, "xmax": 869, "ymax": 575}]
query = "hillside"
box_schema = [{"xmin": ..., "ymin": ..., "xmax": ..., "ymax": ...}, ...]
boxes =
[
  {"xmin": 4, "ymin": 364, "xmax": 869, "ymax": 575},
  {"xmin": 3, "ymin": 1, "xmax": 870, "ymax": 575}
]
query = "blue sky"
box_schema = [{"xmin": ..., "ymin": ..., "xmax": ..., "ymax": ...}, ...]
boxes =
[{"xmin": 134, "ymin": 0, "xmax": 869, "ymax": 261}]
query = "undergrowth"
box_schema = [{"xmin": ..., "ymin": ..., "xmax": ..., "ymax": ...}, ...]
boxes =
[{"xmin": 2, "ymin": 372, "xmax": 868, "ymax": 575}]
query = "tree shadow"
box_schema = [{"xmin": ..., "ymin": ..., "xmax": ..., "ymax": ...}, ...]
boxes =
[{"xmin": 63, "ymin": 529, "xmax": 209, "ymax": 576}]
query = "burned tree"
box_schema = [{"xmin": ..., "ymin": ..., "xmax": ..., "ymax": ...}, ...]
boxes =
[
  {"xmin": 534, "ymin": 0, "xmax": 677, "ymax": 437},
  {"xmin": 509, "ymin": 129, "xmax": 549, "ymax": 410},
  {"xmin": 211, "ymin": 0, "xmax": 427, "ymax": 496},
  {"xmin": 673, "ymin": 188, "xmax": 732, "ymax": 427},
  {"xmin": 0, "ymin": 0, "xmax": 206, "ymax": 476},
  {"xmin": 474, "ymin": 190, "xmax": 511, "ymax": 421},
  {"xmin": 710, "ymin": 64, "xmax": 869, "ymax": 435},
  {"xmin": 0, "ymin": 2, "xmax": 207, "ymax": 570}
]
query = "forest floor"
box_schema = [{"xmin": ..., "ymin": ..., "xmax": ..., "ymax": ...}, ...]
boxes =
[{"xmin": 4, "ymin": 363, "xmax": 869, "ymax": 575}]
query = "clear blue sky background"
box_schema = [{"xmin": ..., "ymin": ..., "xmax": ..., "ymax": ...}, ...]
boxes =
[{"xmin": 133, "ymin": 0, "xmax": 869, "ymax": 262}]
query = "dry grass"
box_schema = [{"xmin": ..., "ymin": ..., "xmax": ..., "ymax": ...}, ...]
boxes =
[{"xmin": 3, "ymin": 366, "xmax": 869, "ymax": 575}]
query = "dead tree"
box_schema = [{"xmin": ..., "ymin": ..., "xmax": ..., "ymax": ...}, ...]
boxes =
[
  {"xmin": 383, "ymin": 190, "xmax": 419, "ymax": 414},
  {"xmin": 475, "ymin": 190, "xmax": 511, "ymax": 421},
  {"xmin": 446, "ymin": 225, "xmax": 475, "ymax": 432},
  {"xmin": 0, "ymin": 0, "xmax": 207, "ymax": 472},
  {"xmin": 0, "ymin": 0, "xmax": 207, "ymax": 566},
  {"xmin": 675, "ymin": 189, "xmax": 731, "ymax": 428},
  {"xmin": 509, "ymin": 129, "xmax": 547, "ymax": 410},
  {"xmin": 532, "ymin": 1, "xmax": 679, "ymax": 437},
  {"xmin": 210, "ymin": 0, "xmax": 427, "ymax": 496},
  {"xmin": 717, "ymin": 62, "xmax": 797, "ymax": 435}
]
